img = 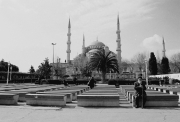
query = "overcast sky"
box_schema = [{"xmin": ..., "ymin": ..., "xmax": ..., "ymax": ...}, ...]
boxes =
[{"xmin": 0, "ymin": 0, "xmax": 180, "ymax": 72}]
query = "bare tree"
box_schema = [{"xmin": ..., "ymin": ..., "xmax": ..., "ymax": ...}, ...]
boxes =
[
  {"xmin": 131, "ymin": 52, "xmax": 147, "ymax": 71},
  {"xmin": 121, "ymin": 59, "xmax": 134, "ymax": 73},
  {"xmin": 170, "ymin": 52, "xmax": 180, "ymax": 73}
]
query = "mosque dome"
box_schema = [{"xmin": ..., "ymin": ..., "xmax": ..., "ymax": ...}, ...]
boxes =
[{"xmin": 87, "ymin": 41, "xmax": 105, "ymax": 49}]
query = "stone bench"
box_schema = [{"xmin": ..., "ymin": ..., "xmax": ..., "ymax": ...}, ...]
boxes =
[
  {"xmin": 168, "ymin": 88, "xmax": 180, "ymax": 95},
  {"xmin": 0, "ymin": 91, "xmax": 28, "ymax": 102},
  {"xmin": 0, "ymin": 93, "xmax": 19, "ymax": 105},
  {"xmin": 86, "ymin": 90, "xmax": 118, "ymax": 93},
  {"xmin": 122, "ymin": 86, "xmax": 179, "ymax": 107},
  {"xmin": 55, "ymin": 89, "xmax": 82, "ymax": 95},
  {"xmin": 148, "ymin": 86, "xmax": 180, "ymax": 102},
  {"xmin": 77, "ymin": 94, "xmax": 119, "ymax": 107},
  {"xmin": 37, "ymin": 92, "xmax": 73, "ymax": 103},
  {"xmin": 64, "ymin": 88, "xmax": 85, "ymax": 93},
  {"xmin": 132, "ymin": 94, "xmax": 179, "ymax": 107},
  {"xmin": 26, "ymin": 94, "xmax": 66, "ymax": 107},
  {"xmin": 72, "ymin": 86, "xmax": 90, "ymax": 91},
  {"xmin": 127, "ymin": 90, "xmax": 168, "ymax": 103},
  {"xmin": 121, "ymin": 86, "xmax": 179, "ymax": 107}
]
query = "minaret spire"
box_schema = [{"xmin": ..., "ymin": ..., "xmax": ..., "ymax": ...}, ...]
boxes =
[
  {"xmin": 116, "ymin": 14, "xmax": 121, "ymax": 73},
  {"xmin": 67, "ymin": 18, "xmax": 71, "ymax": 63},
  {"xmin": 162, "ymin": 37, "xmax": 166, "ymax": 58},
  {"xmin": 68, "ymin": 18, "xmax": 71, "ymax": 28},
  {"xmin": 82, "ymin": 34, "xmax": 85, "ymax": 54},
  {"xmin": 117, "ymin": 14, "xmax": 120, "ymax": 30}
]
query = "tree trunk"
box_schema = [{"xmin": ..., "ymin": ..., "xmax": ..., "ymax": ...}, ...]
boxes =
[{"xmin": 101, "ymin": 72, "xmax": 106, "ymax": 83}]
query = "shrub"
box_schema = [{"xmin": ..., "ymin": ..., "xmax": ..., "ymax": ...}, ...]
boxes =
[
  {"xmin": 48, "ymin": 79, "xmax": 63, "ymax": 84},
  {"xmin": 108, "ymin": 78, "xmax": 136, "ymax": 85}
]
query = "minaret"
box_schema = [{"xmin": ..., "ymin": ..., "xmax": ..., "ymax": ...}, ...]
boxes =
[
  {"xmin": 67, "ymin": 18, "xmax": 71, "ymax": 63},
  {"xmin": 82, "ymin": 34, "xmax": 85, "ymax": 54},
  {"xmin": 116, "ymin": 15, "xmax": 121, "ymax": 73},
  {"xmin": 162, "ymin": 37, "xmax": 166, "ymax": 58}
]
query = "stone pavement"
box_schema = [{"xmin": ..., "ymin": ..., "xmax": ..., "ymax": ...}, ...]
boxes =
[
  {"xmin": 0, "ymin": 95, "xmax": 180, "ymax": 122},
  {"xmin": 0, "ymin": 103, "xmax": 180, "ymax": 122}
]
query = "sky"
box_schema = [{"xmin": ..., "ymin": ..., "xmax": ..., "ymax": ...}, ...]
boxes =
[{"xmin": 0, "ymin": 0, "xmax": 180, "ymax": 72}]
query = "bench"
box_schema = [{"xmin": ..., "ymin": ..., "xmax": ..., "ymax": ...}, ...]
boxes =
[
  {"xmin": 0, "ymin": 91, "xmax": 28, "ymax": 102},
  {"xmin": 127, "ymin": 90, "xmax": 169, "ymax": 103},
  {"xmin": 0, "ymin": 93, "xmax": 19, "ymax": 105},
  {"xmin": 26, "ymin": 94, "xmax": 67, "ymax": 106},
  {"xmin": 36, "ymin": 92, "xmax": 73, "ymax": 103},
  {"xmin": 77, "ymin": 94, "xmax": 119, "ymax": 107},
  {"xmin": 86, "ymin": 90, "xmax": 118, "ymax": 93},
  {"xmin": 120, "ymin": 85, "xmax": 179, "ymax": 107},
  {"xmin": 149, "ymin": 86, "xmax": 180, "ymax": 102},
  {"xmin": 132, "ymin": 94, "xmax": 179, "ymax": 107}
]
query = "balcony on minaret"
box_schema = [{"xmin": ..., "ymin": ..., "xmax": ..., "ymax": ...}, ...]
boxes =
[
  {"xmin": 116, "ymin": 47, "xmax": 121, "ymax": 51},
  {"xmin": 66, "ymin": 50, "xmax": 71, "ymax": 53},
  {"xmin": 67, "ymin": 41, "xmax": 71, "ymax": 44},
  {"xmin": 116, "ymin": 30, "xmax": 120, "ymax": 34},
  {"xmin": 67, "ymin": 33, "xmax": 71, "ymax": 36},
  {"xmin": 116, "ymin": 39, "xmax": 120, "ymax": 42}
]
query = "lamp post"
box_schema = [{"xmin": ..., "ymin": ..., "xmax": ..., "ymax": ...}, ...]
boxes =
[
  {"xmin": 6, "ymin": 62, "xmax": 10, "ymax": 85},
  {"xmin": 144, "ymin": 59, "xmax": 148, "ymax": 85},
  {"xmin": 52, "ymin": 43, "xmax": 56, "ymax": 65},
  {"xmin": 52, "ymin": 43, "xmax": 56, "ymax": 78},
  {"xmin": 10, "ymin": 66, "xmax": 12, "ymax": 81}
]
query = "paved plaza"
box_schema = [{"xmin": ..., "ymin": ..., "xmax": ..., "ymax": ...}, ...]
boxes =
[{"xmin": 0, "ymin": 92, "xmax": 180, "ymax": 122}]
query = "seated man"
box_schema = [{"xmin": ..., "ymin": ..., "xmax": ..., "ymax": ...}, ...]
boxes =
[{"xmin": 134, "ymin": 77, "xmax": 147, "ymax": 108}]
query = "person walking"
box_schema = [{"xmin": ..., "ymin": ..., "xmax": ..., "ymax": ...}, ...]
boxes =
[
  {"xmin": 88, "ymin": 77, "xmax": 95, "ymax": 89},
  {"xmin": 73, "ymin": 77, "xmax": 77, "ymax": 85}
]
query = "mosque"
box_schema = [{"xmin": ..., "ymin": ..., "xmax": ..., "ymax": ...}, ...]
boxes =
[
  {"xmin": 51, "ymin": 15, "xmax": 122, "ymax": 79},
  {"xmin": 67, "ymin": 15, "xmax": 121, "ymax": 79}
]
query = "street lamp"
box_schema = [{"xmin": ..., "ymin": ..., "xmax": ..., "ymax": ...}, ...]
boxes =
[
  {"xmin": 6, "ymin": 62, "xmax": 10, "ymax": 85},
  {"xmin": 144, "ymin": 59, "xmax": 148, "ymax": 85},
  {"xmin": 10, "ymin": 65, "xmax": 12, "ymax": 81},
  {"xmin": 52, "ymin": 43, "xmax": 56, "ymax": 77},
  {"xmin": 52, "ymin": 43, "xmax": 56, "ymax": 65}
]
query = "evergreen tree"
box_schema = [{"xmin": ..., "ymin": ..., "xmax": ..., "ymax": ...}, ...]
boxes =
[
  {"xmin": 0, "ymin": 59, "xmax": 19, "ymax": 72},
  {"xmin": 161, "ymin": 57, "xmax": 171, "ymax": 74},
  {"xmin": 148, "ymin": 52, "xmax": 158, "ymax": 75},
  {"xmin": 29, "ymin": 65, "xmax": 35, "ymax": 74},
  {"xmin": 37, "ymin": 58, "xmax": 52, "ymax": 79}
]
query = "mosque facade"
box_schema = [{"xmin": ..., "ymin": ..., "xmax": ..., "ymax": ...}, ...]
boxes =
[{"xmin": 51, "ymin": 15, "xmax": 122, "ymax": 79}]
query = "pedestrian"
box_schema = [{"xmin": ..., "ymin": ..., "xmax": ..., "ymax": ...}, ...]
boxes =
[
  {"xmin": 73, "ymin": 77, "xmax": 77, "ymax": 85},
  {"xmin": 133, "ymin": 77, "xmax": 147, "ymax": 108},
  {"xmin": 63, "ymin": 78, "xmax": 68, "ymax": 86},
  {"xmin": 88, "ymin": 77, "xmax": 95, "ymax": 89}
]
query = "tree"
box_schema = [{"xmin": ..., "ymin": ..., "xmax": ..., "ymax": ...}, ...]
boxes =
[
  {"xmin": 161, "ymin": 57, "xmax": 171, "ymax": 74},
  {"xmin": 0, "ymin": 59, "xmax": 19, "ymax": 72},
  {"xmin": 131, "ymin": 53, "xmax": 147, "ymax": 71},
  {"xmin": 170, "ymin": 52, "xmax": 180, "ymax": 73},
  {"xmin": 148, "ymin": 52, "xmax": 158, "ymax": 75},
  {"xmin": 81, "ymin": 64, "xmax": 92, "ymax": 78},
  {"xmin": 37, "ymin": 58, "xmax": 52, "ymax": 79},
  {"xmin": 121, "ymin": 59, "xmax": 134, "ymax": 73},
  {"xmin": 29, "ymin": 65, "xmax": 35, "ymax": 73},
  {"xmin": 87, "ymin": 49, "xmax": 119, "ymax": 82}
]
